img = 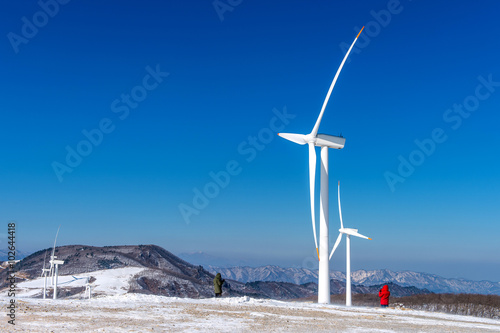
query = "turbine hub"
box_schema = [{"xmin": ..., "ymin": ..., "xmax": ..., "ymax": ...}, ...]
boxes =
[{"xmin": 304, "ymin": 134, "xmax": 316, "ymax": 144}]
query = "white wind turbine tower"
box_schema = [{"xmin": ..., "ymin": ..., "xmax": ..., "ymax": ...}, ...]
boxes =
[
  {"xmin": 279, "ymin": 27, "xmax": 364, "ymax": 304},
  {"xmin": 48, "ymin": 226, "xmax": 64, "ymax": 300},
  {"xmin": 329, "ymin": 181, "xmax": 372, "ymax": 307}
]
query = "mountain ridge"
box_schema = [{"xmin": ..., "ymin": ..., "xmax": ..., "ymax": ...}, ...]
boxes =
[{"xmin": 208, "ymin": 265, "xmax": 500, "ymax": 295}]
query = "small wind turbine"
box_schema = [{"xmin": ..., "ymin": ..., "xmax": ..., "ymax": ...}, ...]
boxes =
[
  {"xmin": 48, "ymin": 226, "xmax": 64, "ymax": 300},
  {"xmin": 69, "ymin": 275, "xmax": 92, "ymax": 299},
  {"xmin": 278, "ymin": 27, "xmax": 364, "ymax": 304},
  {"xmin": 329, "ymin": 181, "xmax": 372, "ymax": 307},
  {"xmin": 85, "ymin": 277, "xmax": 91, "ymax": 300}
]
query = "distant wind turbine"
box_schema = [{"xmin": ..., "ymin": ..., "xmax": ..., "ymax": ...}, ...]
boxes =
[
  {"xmin": 48, "ymin": 226, "xmax": 64, "ymax": 300},
  {"xmin": 71, "ymin": 275, "xmax": 92, "ymax": 299},
  {"xmin": 85, "ymin": 276, "xmax": 92, "ymax": 300},
  {"xmin": 278, "ymin": 27, "xmax": 365, "ymax": 304},
  {"xmin": 49, "ymin": 225, "xmax": 60, "ymax": 285},
  {"xmin": 41, "ymin": 250, "xmax": 50, "ymax": 299},
  {"xmin": 329, "ymin": 181, "xmax": 372, "ymax": 307}
]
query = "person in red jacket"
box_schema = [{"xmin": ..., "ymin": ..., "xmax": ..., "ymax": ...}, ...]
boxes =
[{"xmin": 378, "ymin": 285, "xmax": 390, "ymax": 308}]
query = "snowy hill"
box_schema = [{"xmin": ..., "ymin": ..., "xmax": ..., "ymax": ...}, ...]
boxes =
[
  {"xmin": 0, "ymin": 244, "xmax": 229, "ymax": 298},
  {"xmin": 208, "ymin": 266, "xmax": 500, "ymax": 295},
  {"xmin": 16, "ymin": 266, "xmax": 144, "ymax": 298}
]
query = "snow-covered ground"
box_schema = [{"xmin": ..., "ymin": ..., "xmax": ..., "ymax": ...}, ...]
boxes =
[
  {"xmin": 15, "ymin": 267, "xmax": 145, "ymax": 298},
  {"xmin": 4, "ymin": 294, "xmax": 500, "ymax": 332},
  {"xmin": 4, "ymin": 267, "xmax": 500, "ymax": 332}
]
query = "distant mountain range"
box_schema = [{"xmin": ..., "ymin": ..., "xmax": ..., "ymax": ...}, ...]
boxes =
[
  {"xmin": 207, "ymin": 265, "xmax": 500, "ymax": 295},
  {"xmin": 0, "ymin": 249, "xmax": 30, "ymax": 261},
  {"xmin": 178, "ymin": 251, "xmax": 250, "ymax": 267}
]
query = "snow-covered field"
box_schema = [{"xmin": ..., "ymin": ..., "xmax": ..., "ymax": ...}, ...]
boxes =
[
  {"xmin": 16, "ymin": 267, "xmax": 145, "ymax": 298},
  {"xmin": 4, "ymin": 267, "xmax": 500, "ymax": 332},
  {"xmin": 4, "ymin": 294, "xmax": 500, "ymax": 332}
]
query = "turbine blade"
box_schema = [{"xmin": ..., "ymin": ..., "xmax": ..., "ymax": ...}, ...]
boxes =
[
  {"xmin": 308, "ymin": 143, "xmax": 319, "ymax": 259},
  {"xmin": 350, "ymin": 230, "xmax": 372, "ymax": 240},
  {"xmin": 329, "ymin": 233, "xmax": 343, "ymax": 260},
  {"xmin": 51, "ymin": 225, "xmax": 60, "ymax": 259},
  {"xmin": 50, "ymin": 225, "xmax": 60, "ymax": 283},
  {"xmin": 338, "ymin": 181, "xmax": 344, "ymax": 229},
  {"xmin": 278, "ymin": 133, "xmax": 307, "ymax": 145},
  {"xmin": 310, "ymin": 26, "xmax": 365, "ymax": 137},
  {"xmin": 41, "ymin": 250, "xmax": 48, "ymax": 278}
]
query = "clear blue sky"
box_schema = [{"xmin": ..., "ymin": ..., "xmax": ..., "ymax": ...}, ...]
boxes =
[{"xmin": 2, "ymin": 0, "xmax": 499, "ymax": 281}]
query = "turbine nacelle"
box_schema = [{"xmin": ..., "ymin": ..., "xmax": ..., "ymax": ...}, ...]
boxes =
[
  {"xmin": 316, "ymin": 134, "xmax": 345, "ymax": 149},
  {"xmin": 50, "ymin": 259, "xmax": 65, "ymax": 265}
]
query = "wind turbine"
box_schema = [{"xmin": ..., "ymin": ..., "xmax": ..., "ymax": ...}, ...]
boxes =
[
  {"xmin": 48, "ymin": 226, "xmax": 60, "ymax": 285},
  {"xmin": 329, "ymin": 181, "xmax": 372, "ymax": 307},
  {"xmin": 278, "ymin": 27, "xmax": 364, "ymax": 304},
  {"xmin": 70, "ymin": 275, "xmax": 92, "ymax": 299},
  {"xmin": 41, "ymin": 250, "xmax": 50, "ymax": 299},
  {"xmin": 48, "ymin": 226, "xmax": 64, "ymax": 300},
  {"xmin": 85, "ymin": 276, "xmax": 92, "ymax": 300}
]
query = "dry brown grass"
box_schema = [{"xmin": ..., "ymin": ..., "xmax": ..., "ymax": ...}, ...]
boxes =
[
  {"xmin": 394, "ymin": 293, "xmax": 500, "ymax": 319},
  {"xmin": 293, "ymin": 293, "xmax": 500, "ymax": 319}
]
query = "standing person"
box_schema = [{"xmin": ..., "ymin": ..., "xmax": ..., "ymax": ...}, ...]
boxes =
[
  {"xmin": 213, "ymin": 273, "xmax": 225, "ymax": 298},
  {"xmin": 378, "ymin": 284, "xmax": 390, "ymax": 308}
]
